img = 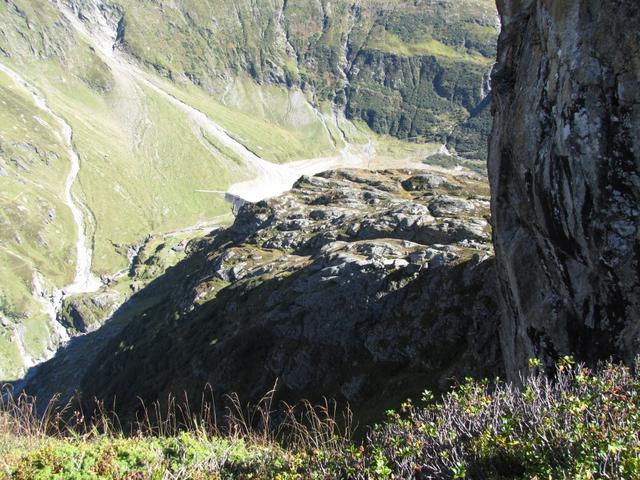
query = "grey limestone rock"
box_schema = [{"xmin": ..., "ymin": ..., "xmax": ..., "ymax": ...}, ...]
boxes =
[{"xmin": 490, "ymin": 0, "xmax": 640, "ymax": 379}]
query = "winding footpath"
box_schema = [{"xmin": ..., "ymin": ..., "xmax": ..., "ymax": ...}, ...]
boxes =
[{"xmin": 0, "ymin": 61, "xmax": 101, "ymax": 296}]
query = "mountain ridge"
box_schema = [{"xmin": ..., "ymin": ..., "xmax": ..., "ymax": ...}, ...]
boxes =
[{"xmin": 19, "ymin": 167, "xmax": 502, "ymax": 427}]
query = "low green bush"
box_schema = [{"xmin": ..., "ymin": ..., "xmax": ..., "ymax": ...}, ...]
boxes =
[{"xmin": 367, "ymin": 357, "xmax": 640, "ymax": 479}]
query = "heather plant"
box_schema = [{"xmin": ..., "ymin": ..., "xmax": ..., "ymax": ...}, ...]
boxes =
[{"xmin": 367, "ymin": 357, "xmax": 640, "ymax": 479}]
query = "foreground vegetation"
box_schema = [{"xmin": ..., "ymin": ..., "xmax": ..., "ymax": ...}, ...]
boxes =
[{"xmin": 1, "ymin": 358, "xmax": 639, "ymax": 479}]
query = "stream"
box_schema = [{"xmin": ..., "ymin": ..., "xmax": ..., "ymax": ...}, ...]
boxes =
[{"xmin": 0, "ymin": 61, "xmax": 102, "ymax": 297}]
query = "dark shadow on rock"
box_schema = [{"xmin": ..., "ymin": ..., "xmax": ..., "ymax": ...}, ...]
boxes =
[
  {"xmin": 78, "ymin": 253, "xmax": 501, "ymax": 429},
  {"xmin": 7, "ymin": 228, "xmax": 228, "ymax": 409}
]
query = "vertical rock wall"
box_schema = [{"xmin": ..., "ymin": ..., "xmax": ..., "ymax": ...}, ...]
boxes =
[{"xmin": 489, "ymin": 0, "xmax": 640, "ymax": 378}]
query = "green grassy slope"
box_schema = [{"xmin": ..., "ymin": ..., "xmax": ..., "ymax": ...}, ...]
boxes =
[
  {"xmin": 0, "ymin": 0, "xmax": 342, "ymax": 378},
  {"xmin": 157, "ymin": 77, "xmax": 340, "ymax": 164},
  {"xmin": 107, "ymin": 0, "xmax": 498, "ymax": 157},
  {"xmin": 0, "ymin": 67, "xmax": 77, "ymax": 378}
]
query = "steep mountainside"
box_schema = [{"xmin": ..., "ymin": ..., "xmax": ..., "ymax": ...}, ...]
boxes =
[
  {"xmin": 102, "ymin": 0, "xmax": 498, "ymax": 156},
  {"xmin": 0, "ymin": 0, "xmax": 497, "ymax": 379},
  {"xmin": 489, "ymin": 0, "xmax": 640, "ymax": 378},
  {"xmin": 21, "ymin": 168, "xmax": 501, "ymax": 424},
  {"xmin": 6, "ymin": 3, "xmax": 640, "ymax": 477}
]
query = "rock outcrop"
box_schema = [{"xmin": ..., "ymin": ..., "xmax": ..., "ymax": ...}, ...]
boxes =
[
  {"xmin": 21, "ymin": 169, "xmax": 501, "ymax": 424},
  {"xmin": 489, "ymin": 0, "xmax": 640, "ymax": 378}
]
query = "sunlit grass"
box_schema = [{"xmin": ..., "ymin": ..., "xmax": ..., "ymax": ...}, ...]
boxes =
[
  {"xmin": 369, "ymin": 29, "xmax": 494, "ymax": 65},
  {"xmin": 1, "ymin": 359, "xmax": 639, "ymax": 478}
]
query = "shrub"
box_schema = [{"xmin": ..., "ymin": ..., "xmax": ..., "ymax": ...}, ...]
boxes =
[
  {"xmin": 2, "ymin": 359, "xmax": 639, "ymax": 479},
  {"xmin": 365, "ymin": 357, "xmax": 640, "ymax": 479}
]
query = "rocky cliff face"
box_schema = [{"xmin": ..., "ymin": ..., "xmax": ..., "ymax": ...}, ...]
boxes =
[
  {"xmin": 489, "ymin": 0, "xmax": 640, "ymax": 378},
  {"xmin": 21, "ymin": 168, "xmax": 501, "ymax": 424}
]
